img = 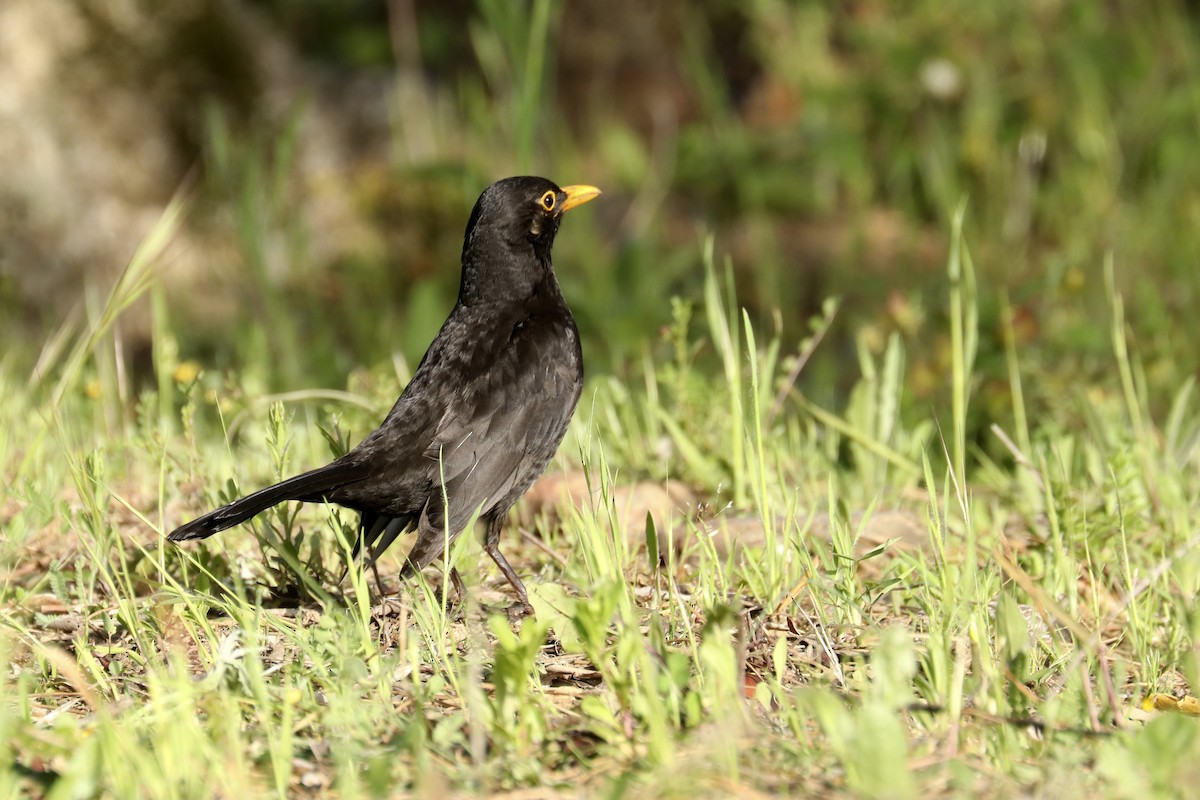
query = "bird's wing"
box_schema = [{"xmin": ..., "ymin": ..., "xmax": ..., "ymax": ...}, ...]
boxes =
[
  {"xmin": 331, "ymin": 306, "xmax": 580, "ymax": 567},
  {"xmin": 431, "ymin": 325, "xmax": 579, "ymax": 517},
  {"xmin": 402, "ymin": 320, "xmax": 581, "ymax": 570}
]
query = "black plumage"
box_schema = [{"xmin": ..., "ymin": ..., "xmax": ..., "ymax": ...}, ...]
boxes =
[{"xmin": 169, "ymin": 176, "xmax": 600, "ymax": 612}]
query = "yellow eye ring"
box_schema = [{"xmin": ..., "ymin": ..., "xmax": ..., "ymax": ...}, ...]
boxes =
[{"xmin": 539, "ymin": 190, "xmax": 556, "ymax": 211}]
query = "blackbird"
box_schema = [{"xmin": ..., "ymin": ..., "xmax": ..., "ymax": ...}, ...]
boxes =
[{"xmin": 169, "ymin": 176, "xmax": 600, "ymax": 613}]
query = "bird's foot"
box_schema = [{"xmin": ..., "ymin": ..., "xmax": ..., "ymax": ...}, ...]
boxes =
[
  {"xmin": 505, "ymin": 601, "xmax": 536, "ymax": 623},
  {"xmin": 370, "ymin": 591, "xmax": 466, "ymax": 621},
  {"xmin": 370, "ymin": 595, "xmax": 406, "ymax": 618},
  {"xmin": 433, "ymin": 591, "xmax": 467, "ymax": 621}
]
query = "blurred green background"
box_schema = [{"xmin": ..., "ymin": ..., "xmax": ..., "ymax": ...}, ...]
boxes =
[{"xmin": 3, "ymin": 0, "xmax": 1199, "ymax": 425}]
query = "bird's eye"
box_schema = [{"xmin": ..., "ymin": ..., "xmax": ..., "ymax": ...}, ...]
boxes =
[{"xmin": 539, "ymin": 191, "xmax": 556, "ymax": 211}]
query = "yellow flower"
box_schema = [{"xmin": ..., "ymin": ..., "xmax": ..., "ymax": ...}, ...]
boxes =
[{"xmin": 172, "ymin": 361, "xmax": 201, "ymax": 384}]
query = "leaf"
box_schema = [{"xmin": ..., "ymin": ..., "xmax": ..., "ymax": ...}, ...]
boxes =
[
  {"xmin": 528, "ymin": 583, "xmax": 581, "ymax": 651},
  {"xmin": 645, "ymin": 510, "xmax": 660, "ymax": 569},
  {"xmin": 995, "ymin": 592, "xmax": 1031, "ymax": 662}
]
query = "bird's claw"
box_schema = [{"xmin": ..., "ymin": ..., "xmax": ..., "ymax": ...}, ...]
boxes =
[
  {"xmin": 370, "ymin": 596, "xmax": 406, "ymax": 618},
  {"xmin": 506, "ymin": 602, "xmax": 536, "ymax": 622}
]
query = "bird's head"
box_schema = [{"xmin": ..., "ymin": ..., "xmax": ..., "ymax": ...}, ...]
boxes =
[{"xmin": 458, "ymin": 176, "xmax": 600, "ymax": 304}]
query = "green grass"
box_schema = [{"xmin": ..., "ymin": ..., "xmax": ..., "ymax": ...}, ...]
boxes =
[
  {"xmin": 17, "ymin": 0, "xmax": 1190, "ymax": 424},
  {"xmin": 4, "ymin": 197, "xmax": 1200, "ymax": 797},
  {"xmin": 7, "ymin": 1, "xmax": 1200, "ymax": 796}
]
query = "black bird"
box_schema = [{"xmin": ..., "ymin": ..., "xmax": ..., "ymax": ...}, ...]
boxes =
[{"xmin": 169, "ymin": 177, "xmax": 600, "ymax": 613}]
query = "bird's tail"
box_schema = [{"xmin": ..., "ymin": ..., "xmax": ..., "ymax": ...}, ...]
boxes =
[{"xmin": 168, "ymin": 461, "xmax": 362, "ymax": 542}]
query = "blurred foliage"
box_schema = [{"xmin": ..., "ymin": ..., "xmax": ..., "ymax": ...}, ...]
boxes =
[
  {"xmin": 9, "ymin": 0, "xmax": 1200, "ymax": 455},
  {"xmin": 253, "ymin": 1, "xmax": 1200, "ymax": 394}
]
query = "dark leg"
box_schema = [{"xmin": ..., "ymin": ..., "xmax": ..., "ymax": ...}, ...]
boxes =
[
  {"xmin": 483, "ymin": 513, "xmax": 533, "ymax": 615},
  {"xmin": 417, "ymin": 565, "xmax": 466, "ymax": 615},
  {"xmin": 339, "ymin": 512, "xmax": 390, "ymax": 587},
  {"xmin": 371, "ymin": 563, "xmax": 465, "ymax": 619},
  {"xmin": 398, "ymin": 546, "xmax": 466, "ymax": 612},
  {"xmin": 342, "ymin": 515, "xmax": 406, "ymax": 598},
  {"xmin": 369, "ymin": 559, "xmax": 388, "ymax": 598},
  {"xmin": 449, "ymin": 567, "xmax": 467, "ymax": 604}
]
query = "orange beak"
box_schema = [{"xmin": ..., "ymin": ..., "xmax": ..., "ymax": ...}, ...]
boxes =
[{"xmin": 558, "ymin": 185, "xmax": 602, "ymax": 213}]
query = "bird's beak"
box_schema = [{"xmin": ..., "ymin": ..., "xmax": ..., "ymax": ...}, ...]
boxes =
[{"xmin": 558, "ymin": 185, "xmax": 602, "ymax": 213}]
